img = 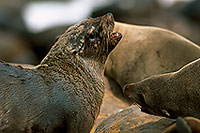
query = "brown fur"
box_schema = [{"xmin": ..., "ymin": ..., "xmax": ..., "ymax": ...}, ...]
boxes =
[
  {"xmin": 95, "ymin": 105, "xmax": 174, "ymax": 132},
  {"xmin": 0, "ymin": 13, "xmax": 121, "ymax": 133},
  {"xmin": 105, "ymin": 22, "xmax": 200, "ymax": 89},
  {"xmin": 91, "ymin": 76, "xmax": 131, "ymax": 132},
  {"xmin": 123, "ymin": 58, "xmax": 200, "ymax": 119}
]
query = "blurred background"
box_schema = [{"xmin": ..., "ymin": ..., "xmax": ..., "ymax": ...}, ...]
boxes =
[{"xmin": 0, "ymin": 0, "xmax": 199, "ymax": 65}]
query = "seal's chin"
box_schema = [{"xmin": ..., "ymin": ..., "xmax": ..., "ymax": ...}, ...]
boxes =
[
  {"xmin": 123, "ymin": 84, "xmax": 174, "ymax": 118},
  {"xmin": 130, "ymin": 94, "xmax": 173, "ymax": 118},
  {"xmin": 129, "ymin": 93, "xmax": 156, "ymax": 115}
]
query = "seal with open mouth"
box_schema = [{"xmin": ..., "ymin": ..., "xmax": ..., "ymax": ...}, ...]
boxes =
[{"xmin": 0, "ymin": 13, "xmax": 122, "ymax": 133}]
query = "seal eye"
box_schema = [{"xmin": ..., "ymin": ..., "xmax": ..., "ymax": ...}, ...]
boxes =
[
  {"xmin": 89, "ymin": 30, "xmax": 95, "ymax": 39},
  {"xmin": 88, "ymin": 30, "xmax": 96, "ymax": 43},
  {"xmin": 88, "ymin": 26, "xmax": 96, "ymax": 39}
]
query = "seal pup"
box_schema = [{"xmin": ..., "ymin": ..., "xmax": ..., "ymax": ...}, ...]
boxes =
[
  {"xmin": 123, "ymin": 58, "xmax": 200, "ymax": 119},
  {"xmin": 0, "ymin": 13, "xmax": 122, "ymax": 133}
]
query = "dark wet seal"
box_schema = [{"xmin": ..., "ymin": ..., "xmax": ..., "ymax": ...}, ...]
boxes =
[{"xmin": 0, "ymin": 13, "xmax": 122, "ymax": 133}]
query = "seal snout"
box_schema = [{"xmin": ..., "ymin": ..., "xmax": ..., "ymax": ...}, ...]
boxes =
[
  {"xmin": 123, "ymin": 83, "xmax": 147, "ymax": 106},
  {"xmin": 106, "ymin": 13, "xmax": 114, "ymax": 21},
  {"xmin": 123, "ymin": 83, "xmax": 138, "ymax": 99}
]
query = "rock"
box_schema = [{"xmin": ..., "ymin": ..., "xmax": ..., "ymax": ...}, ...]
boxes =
[
  {"xmin": 181, "ymin": 0, "xmax": 200, "ymax": 24},
  {"xmin": 10, "ymin": 63, "xmax": 34, "ymax": 69},
  {"xmin": 95, "ymin": 105, "xmax": 174, "ymax": 132},
  {"xmin": 0, "ymin": 30, "xmax": 37, "ymax": 64}
]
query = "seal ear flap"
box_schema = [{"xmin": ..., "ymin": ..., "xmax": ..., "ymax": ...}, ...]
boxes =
[{"xmin": 176, "ymin": 117, "xmax": 192, "ymax": 133}]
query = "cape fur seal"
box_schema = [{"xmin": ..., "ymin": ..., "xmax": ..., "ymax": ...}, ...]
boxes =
[
  {"xmin": 123, "ymin": 58, "xmax": 200, "ymax": 119},
  {"xmin": 0, "ymin": 13, "xmax": 122, "ymax": 132},
  {"xmin": 105, "ymin": 22, "xmax": 200, "ymax": 89}
]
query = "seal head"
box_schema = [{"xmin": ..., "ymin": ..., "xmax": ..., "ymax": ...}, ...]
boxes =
[
  {"xmin": 42, "ymin": 13, "xmax": 122, "ymax": 65},
  {"xmin": 123, "ymin": 59, "xmax": 200, "ymax": 119},
  {"xmin": 123, "ymin": 78, "xmax": 174, "ymax": 118}
]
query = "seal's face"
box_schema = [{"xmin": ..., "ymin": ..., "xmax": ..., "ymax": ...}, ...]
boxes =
[
  {"xmin": 59, "ymin": 13, "xmax": 122, "ymax": 63},
  {"xmin": 123, "ymin": 76, "xmax": 178, "ymax": 119}
]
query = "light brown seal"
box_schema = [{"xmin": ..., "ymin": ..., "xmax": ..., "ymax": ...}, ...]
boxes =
[
  {"xmin": 0, "ymin": 13, "xmax": 122, "ymax": 133},
  {"xmin": 105, "ymin": 22, "xmax": 200, "ymax": 89},
  {"xmin": 123, "ymin": 58, "xmax": 200, "ymax": 119}
]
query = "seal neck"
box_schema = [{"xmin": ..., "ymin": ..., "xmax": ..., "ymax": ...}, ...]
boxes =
[
  {"xmin": 38, "ymin": 45, "xmax": 105, "ymax": 76},
  {"xmin": 36, "ymin": 45, "xmax": 105, "ymax": 121}
]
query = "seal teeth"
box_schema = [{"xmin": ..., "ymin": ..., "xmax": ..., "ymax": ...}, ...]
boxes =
[{"xmin": 161, "ymin": 109, "xmax": 170, "ymax": 116}]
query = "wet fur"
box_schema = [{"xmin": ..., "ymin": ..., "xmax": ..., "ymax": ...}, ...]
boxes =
[{"xmin": 0, "ymin": 13, "xmax": 120, "ymax": 132}]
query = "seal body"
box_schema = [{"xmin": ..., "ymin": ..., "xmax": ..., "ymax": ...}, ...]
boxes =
[
  {"xmin": 123, "ymin": 58, "xmax": 200, "ymax": 119},
  {"xmin": 105, "ymin": 22, "xmax": 200, "ymax": 89},
  {"xmin": 0, "ymin": 13, "xmax": 122, "ymax": 133},
  {"xmin": 0, "ymin": 61, "xmax": 102, "ymax": 132},
  {"xmin": 91, "ymin": 76, "xmax": 131, "ymax": 132}
]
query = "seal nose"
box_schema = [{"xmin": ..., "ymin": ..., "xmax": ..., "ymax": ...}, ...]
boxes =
[
  {"xmin": 106, "ymin": 13, "xmax": 114, "ymax": 21},
  {"xmin": 123, "ymin": 83, "xmax": 137, "ymax": 98},
  {"xmin": 123, "ymin": 84, "xmax": 129, "ymax": 97}
]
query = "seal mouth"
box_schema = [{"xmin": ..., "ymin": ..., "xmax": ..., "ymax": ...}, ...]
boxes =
[
  {"xmin": 110, "ymin": 32, "xmax": 122, "ymax": 46},
  {"xmin": 123, "ymin": 84, "xmax": 173, "ymax": 118},
  {"xmin": 103, "ymin": 13, "xmax": 122, "ymax": 47},
  {"xmin": 129, "ymin": 93, "xmax": 173, "ymax": 118}
]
